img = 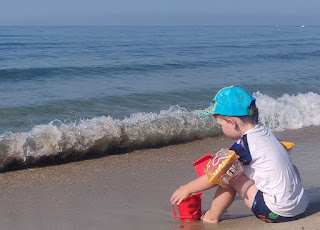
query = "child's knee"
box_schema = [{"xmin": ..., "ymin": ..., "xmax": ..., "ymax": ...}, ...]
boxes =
[{"xmin": 215, "ymin": 185, "xmax": 237, "ymax": 198}]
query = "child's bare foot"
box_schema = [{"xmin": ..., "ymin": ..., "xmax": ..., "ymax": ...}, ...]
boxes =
[{"xmin": 200, "ymin": 210, "xmax": 219, "ymax": 223}]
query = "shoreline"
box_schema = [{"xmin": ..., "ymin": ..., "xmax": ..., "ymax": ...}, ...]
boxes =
[{"xmin": 0, "ymin": 126, "xmax": 319, "ymax": 229}]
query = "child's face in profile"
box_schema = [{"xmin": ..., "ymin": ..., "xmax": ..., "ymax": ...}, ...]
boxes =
[{"xmin": 214, "ymin": 115, "xmax": 242, "ymax": 140}]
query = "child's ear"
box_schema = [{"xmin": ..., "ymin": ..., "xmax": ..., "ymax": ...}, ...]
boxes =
[
  {"xmin": 226, "ymin": 117, "xmax": 235, "ymax": 125},
  {"xmin": 227, "ymin": 118, "xmax": 239, "ymax": 129}
]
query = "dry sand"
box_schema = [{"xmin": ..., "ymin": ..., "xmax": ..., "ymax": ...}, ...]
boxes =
[{"xmin": 0, "ymin": 126, "xmax": 319, "ymax": 230}]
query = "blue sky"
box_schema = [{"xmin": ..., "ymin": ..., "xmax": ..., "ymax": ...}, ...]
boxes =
[{"xmin": 1, "ymin": 0, "xmax": 319, "ymax": 26}]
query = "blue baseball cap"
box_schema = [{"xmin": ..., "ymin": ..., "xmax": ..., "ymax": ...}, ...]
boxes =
[{"xmin": 199, "ymin": 86, "xmax": 255, "ymax": 117}]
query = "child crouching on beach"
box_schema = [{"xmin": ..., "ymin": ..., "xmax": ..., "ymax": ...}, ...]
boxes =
[{"xmin": 170, "ymin": 86, "xmax": 308, "ymax": 223}]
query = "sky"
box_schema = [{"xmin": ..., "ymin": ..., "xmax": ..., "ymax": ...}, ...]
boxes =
[{"xmin": 0, "ymin": 0, "xmax": 319, "ymax": 26}]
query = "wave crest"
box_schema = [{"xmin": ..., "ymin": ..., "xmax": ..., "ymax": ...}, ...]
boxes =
[
  {"xmin": 1, "ymin": 92, "xmax": 320, "ymax": 171},
  {"xmin": 0, "ymin": 106, "xmax": 220, "ymax": 170},
  {"xmin": 256, "ymin": 92, "xmax": 320, "ymax": 130}
]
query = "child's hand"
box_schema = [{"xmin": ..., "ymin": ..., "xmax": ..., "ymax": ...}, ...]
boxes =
[
  {"xmin": 171, "ymin": 176, "xmax": 214, "ymax": 205},
  {"xmin": 170, "ymin": 185, "xmax": 192, "ymax": 205}
]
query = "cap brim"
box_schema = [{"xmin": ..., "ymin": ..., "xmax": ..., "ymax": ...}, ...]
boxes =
[{"xmin": 199, "ymin": 105, "xmax": 216, "ymax": 117}]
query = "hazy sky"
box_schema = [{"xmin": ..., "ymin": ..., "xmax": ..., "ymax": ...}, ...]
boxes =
[{"xmin": 1, "ymin": 0, "xmax": 319, "ymax": 26}]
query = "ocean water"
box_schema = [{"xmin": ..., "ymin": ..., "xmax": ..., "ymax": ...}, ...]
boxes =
[{"xmin": 0, "ymin": 26, "xmax": 320, "ymax": 170}]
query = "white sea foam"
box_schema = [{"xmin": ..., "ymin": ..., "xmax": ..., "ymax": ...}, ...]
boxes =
[
  {"xmin": 0, "ymin": 106, "xmax": 219, "ymax": 170},
  {"xmin": 255, "ymin": 92, "xmax": 320, "ymax": 130},
  {"xmin": 0, "ymin": 92, "xmax": 319, "ymax": 170}
]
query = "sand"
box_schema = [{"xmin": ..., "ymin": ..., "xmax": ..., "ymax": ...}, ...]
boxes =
[{"xmin": 0, "ymin": 126, "xmax": 319, "ymax": 230}]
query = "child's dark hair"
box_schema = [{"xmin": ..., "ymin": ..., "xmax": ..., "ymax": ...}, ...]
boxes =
[{"xmin": 247, "ymin": 100, "xmax": 259, "ymax": 125}]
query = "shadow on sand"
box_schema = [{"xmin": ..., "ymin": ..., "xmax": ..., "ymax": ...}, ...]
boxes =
[{"xmin": 302, "ymin": 186, "xmax": 320, "ymax": 217}]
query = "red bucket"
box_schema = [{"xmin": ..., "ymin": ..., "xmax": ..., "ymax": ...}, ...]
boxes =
[
  {"xmin": 192, "ymin": 154, "xmax": 213, "ymax": 177},
  {"xmin": 171, "ymin": 192, "xmax": 202, "ymax": 221}
]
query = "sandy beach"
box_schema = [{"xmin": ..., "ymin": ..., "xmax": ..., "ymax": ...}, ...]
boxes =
[{"xmin": 0, "ymin": 126, "xmax": 319, "ymax": 230}]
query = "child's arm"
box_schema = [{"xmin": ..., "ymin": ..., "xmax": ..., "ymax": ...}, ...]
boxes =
[{"xmin": 170, "ymin": 175, "xmax": 217, "ymax": 205}]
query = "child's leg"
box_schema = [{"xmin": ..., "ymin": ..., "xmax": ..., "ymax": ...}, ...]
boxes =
[
  {"xmin": 230, "ymin": 173, "xmax": 258, "ymax": 209},
  {"xmin": 201, "ymin": 185, "xmax": 236, "ymax": 223},
  {"xmin": 202, "ymin": 174, "xmax": 258, "ymax": 223}
]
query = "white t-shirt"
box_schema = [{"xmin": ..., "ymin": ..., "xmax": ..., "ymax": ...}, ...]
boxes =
[{"xmin": 232, "ymin": 125, "xmax": 308, "ymax": 217}]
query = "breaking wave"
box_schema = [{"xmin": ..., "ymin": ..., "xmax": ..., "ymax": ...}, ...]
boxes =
[
  {"xmin": 0, "ymin": 107, "xmax": 219, "ymax": 170},
  {"xmin": 0, "ymin": 91, "xmax": 319, "ymax": 171}
]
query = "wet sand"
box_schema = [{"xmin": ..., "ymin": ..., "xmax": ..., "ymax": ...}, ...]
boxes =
[{"xmin": 0, "ymin": 126, "xmax": 319, "ymax": 230}]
